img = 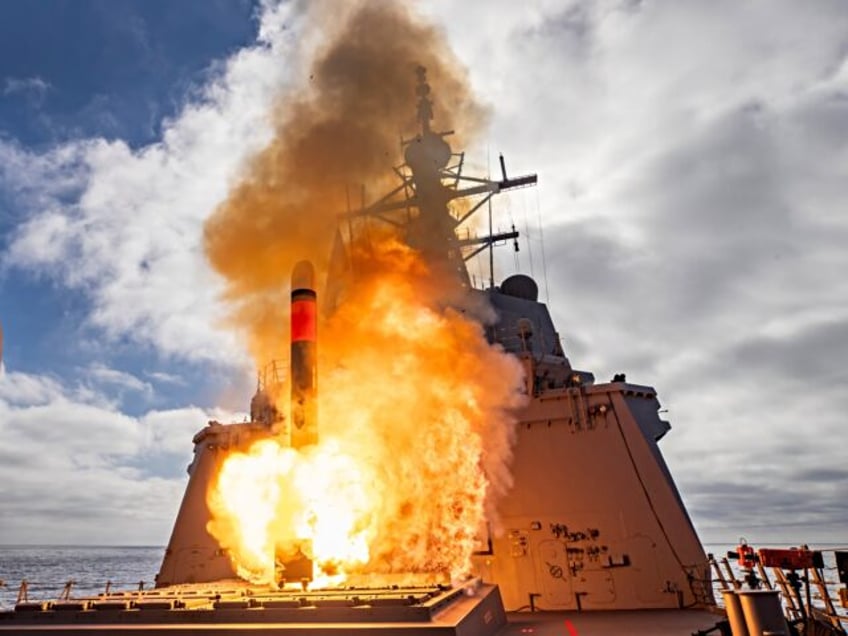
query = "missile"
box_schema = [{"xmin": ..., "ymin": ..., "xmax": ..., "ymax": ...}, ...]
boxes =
[{"xmin": 290, "ymin": 260, "xmax": 317, "ymax": 449}]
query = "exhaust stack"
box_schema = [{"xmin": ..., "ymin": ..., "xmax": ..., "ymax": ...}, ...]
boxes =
[{"xmin": 290, "ymin": 260, "xmax": 318, "ymax": 449}]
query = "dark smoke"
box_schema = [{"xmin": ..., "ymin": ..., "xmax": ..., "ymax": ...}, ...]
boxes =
[{"xmin": 204, "ymin": 1, "xmax": 486, "ymax": 363}]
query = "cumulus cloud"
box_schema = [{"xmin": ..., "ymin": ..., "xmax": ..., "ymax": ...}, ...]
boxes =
[
  {"xmin": 2, "ymin": 0, "xmax": 847, "ymax": 545},
  {"xmin": 2, "ymin": 2, "xmax": 311, "ymax": 366},
  {"xmin": 144, "ymin": 370, "xmax": 186, "ymax": 386},
  {"xmin": 87, "ymin": 363, "xmax": 154, "ymax": 399},
  {"xmin": 418, "ymin": 0, "xmax": 848, "ymax": 541},
  {"xmin": 3, "ymin": 76, "xmax": 51, "ymax": 104},
  {"xmin": 0, "ymin": 367, "xmax": 239, "ymax": 544},
  {"xmin": 0, "ymin": 1, "xmax": 304, "ymax": 545},
  {"xmin": 0, "ymin": 140, "xmax": 90, "ymax": 230}
]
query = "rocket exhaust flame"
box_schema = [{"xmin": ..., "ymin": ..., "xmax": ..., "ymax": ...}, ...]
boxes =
[{"xmin": 203, "ymin": 2, "xmax": 524, "ymax": 587}]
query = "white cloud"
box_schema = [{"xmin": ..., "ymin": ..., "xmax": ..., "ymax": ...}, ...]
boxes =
[
  {"xmin": 3, "ymin": 76, "xmax": 51, "ymax": 103},
  {"xmin": 0, "ymin": 367, "xmax": 240, "ymax": 544},
  {"xmin": 0, "ymin": 140, "xmax": 91, "ymax": 229},
  {"xmin": 2, "ymin": 0, "xmax": 848, "ymax": 544},
  {"xmin": 144, "ymin": 370, "xmax": 186, "ymax": 386},
  {"xmin": 418, "ymin": 0, "xmax": 848, "ymax": 541},
  {"xmin": 2, "ymin": 3, "xmax": 310, "ymax": 366},
  {"xmin": 140, "ymin": 407, "xmax": 238, "ymax": 456},
  {"xmin": 0, "ymin": 368, "xmax": 66, "ymax": 407},
  {"xmin": 87, "ymin": 363, "xmax": 154, "ymax": 398},
  {"xmin": 0, "ymin": 0, "xmax": 302, "ymax": 547}
]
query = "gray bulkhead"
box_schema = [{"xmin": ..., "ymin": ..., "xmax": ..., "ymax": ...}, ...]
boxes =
[
  {"xmin": 156, "ymin": 423, "xmax": 244, "ymax": 587},
  {"xmin": 157, "ymin": 279, "xmax": 711, "ymax": 611},
  {"xmin": 470, "ymin": 282, "xmax": 711, "ymax": 611}
]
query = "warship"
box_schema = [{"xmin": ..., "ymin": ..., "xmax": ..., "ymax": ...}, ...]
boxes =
[{"xmin": 3, "ymin": 70, "xmax": 846, "ymax": 636}]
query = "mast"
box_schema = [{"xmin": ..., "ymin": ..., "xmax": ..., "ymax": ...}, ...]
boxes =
[{"xmin": 341, "ymin": 67, "xmax": 538, "ymax": 289}]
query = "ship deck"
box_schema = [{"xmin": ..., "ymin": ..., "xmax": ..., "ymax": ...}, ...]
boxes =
[
  {"xmin": 0, "ymin": 609, "xmax": 727, "ymax": 636},
  {"xmin": 503, "ymin": 608, "xmax": 724, "ymax": 635},
  {"xmin": 0, "ymin": 578, "xmax": 726, "ymax": 636}
]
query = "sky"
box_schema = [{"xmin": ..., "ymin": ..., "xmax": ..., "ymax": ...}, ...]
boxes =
[{"xmin": 0, "ymin": 0, "xmax": 846, "ymax": 547}]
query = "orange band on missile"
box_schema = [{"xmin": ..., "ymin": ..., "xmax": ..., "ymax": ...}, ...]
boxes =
[{"xmin": 291, "ymin": 295, "xmax": 317, "ymax": 342}]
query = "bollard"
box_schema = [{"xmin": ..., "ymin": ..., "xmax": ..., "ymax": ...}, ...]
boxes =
[
  {"xmin": 737, "ymin": 589, "xmax": 788, "ymax": 636},
  {"xmin": 721, "ymin": 589, "xmax": 750, "ymax": 636}
]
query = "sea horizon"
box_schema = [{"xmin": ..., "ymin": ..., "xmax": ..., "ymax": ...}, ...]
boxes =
[
  {"xmin": 2, "ymin": 540, "xmax": 846, "ymax": 548},
  {"xmin": 2, "ymin": 543, "xmax": 845, "ymax": 613}
]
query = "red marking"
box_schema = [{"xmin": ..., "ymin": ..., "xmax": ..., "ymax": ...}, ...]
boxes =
[
  {"xmin": 736, "ymin": 544, "xmax": 756, "ymax": 569},
  {"xmin": 565, "ymin": 619, "xmax": 578, "ymax": 636},
  {"xmin": 291, "ymin": 299, "xmax": 316, "ymax": 342},
  {"xmin": 758, "ymin": 547, "xmax": 818, "ymax": 570}
]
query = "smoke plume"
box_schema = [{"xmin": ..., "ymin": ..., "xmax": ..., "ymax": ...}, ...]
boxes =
[
  {"xmin": 204, "ymin": 1, "xmax": 525, "ymax": 584},
  {"xmin": 205, "ymin": 1, "xmax": 484, "ymax": 361}
]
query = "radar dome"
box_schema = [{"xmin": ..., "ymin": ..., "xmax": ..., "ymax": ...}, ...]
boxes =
[
  {"xmin": 404, "ymin": 132, "xmax": 451, "ymax": 174},
  {"xmin": 500, "ymin": 274, "xmax": 539, "ymax": 301}
]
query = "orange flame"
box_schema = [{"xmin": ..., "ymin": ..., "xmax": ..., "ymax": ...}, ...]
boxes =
[
  {"xmin": 208, "ymin": 238, "xmax": 525, "ymax": 585},
  {"xmin": 208, "ymin": 438, "xmax": 374, "ymax": 584},
  {"xmin": 203, "ymin": 3, "xmax": 523, "ymax": 587}
]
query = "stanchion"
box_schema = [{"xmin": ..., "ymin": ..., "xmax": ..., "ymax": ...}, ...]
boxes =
[
  {"xmin": 721, "ymin": 589, "xmax": 750, "ymax": 636},
  {"xmin": 737, "ymin": 589, "xmax": 789, "ymax": 636}
]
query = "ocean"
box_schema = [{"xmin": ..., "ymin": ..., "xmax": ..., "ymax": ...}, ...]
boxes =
[
  {"xmin": 701, "ymin": 542, "xmax": 847, "ymax": 620},
  {"xmin": 1, "ymin": 544, "xmax": 846, "ymax": 619},
  {"xmin": 0, "ymin": 546, "xmax": 162, "ymax": 609}
]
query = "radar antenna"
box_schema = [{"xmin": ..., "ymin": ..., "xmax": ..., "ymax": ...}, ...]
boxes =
[
  {"xmin": 415, "ymin": 65, "xmax": 434, "ymax": 135},
  {"xmin": 340, "ymin": 67, "xmax": 537, "ymax": 288}
]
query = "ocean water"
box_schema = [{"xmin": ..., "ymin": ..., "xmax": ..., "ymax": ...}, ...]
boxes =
[
  {"xmin": 0, "ymin": 546, "xmax": 162, "ymax": 609},
  {"xmin": 703, "ymin": 543, "xmax": 848, "ymax": 622},
  {"xmin": 1, "ymin": 544, "xmax": 846, "ymax": 620}
]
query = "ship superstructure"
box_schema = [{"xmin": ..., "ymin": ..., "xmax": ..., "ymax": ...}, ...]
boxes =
[
  {"xmin": 0, "ymin": 70, "xmax": 721, "ymax": 635},
  {"xmin": 156, "ymin": 68, "xmax": 713, "ymax": 611}
]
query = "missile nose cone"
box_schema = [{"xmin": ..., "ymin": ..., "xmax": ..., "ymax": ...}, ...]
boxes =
[
  {"xmin": 292, "ymin": 260, "xmax": 315, "ymax": 291},
  {"xmin": 291, "ymin": 261, "xmax": 317, "ymax": 345}
]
